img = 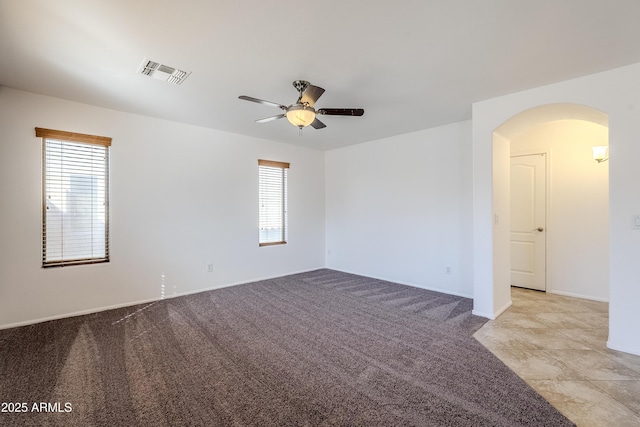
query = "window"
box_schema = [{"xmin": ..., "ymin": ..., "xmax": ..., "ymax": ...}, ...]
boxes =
[
  {"xmin": 36, "ymin": 128, "xmax": 111, "ymax": 267},
  {"xmin": 258, "ymin": 159, "xmax": 289, "ymax": 246}
]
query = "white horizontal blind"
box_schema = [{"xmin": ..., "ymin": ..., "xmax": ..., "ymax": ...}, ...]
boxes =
[
  {"xmin": 258, "ymin": 159, "xmax": 289, "ymax": 246},
  {"xmin": 38, "ymin": 128, "xmax": 111, "ymax": 267}
]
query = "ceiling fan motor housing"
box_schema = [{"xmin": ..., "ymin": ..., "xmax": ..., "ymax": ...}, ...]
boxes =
[{"xmin": 292, "ymin": 80, "xmax": 310, "ymax": 94}]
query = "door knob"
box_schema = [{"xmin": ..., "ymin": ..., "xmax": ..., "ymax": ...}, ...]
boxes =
[{"xmin": 531, "ymin": 227, "xmax": 544, "ymax": 232}]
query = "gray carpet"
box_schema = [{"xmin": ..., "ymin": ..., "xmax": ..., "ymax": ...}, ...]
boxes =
[{"xmin": 0, "ymin": 269, "xmax": 574, "ymax": 426}]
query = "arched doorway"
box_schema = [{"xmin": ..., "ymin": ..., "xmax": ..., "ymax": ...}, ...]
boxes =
[{"xmin": 491, "ymin": 103, "xmax": 609, "ymax": 316}]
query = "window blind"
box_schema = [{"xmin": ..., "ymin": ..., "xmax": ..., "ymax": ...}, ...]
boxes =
[
  {"xmin": 36, "ymin": 128, "xmax": 111, "ymax": 267},
  {"xmin": 258, "ymin": 159, "xmax": 289, "ymax": 246}
]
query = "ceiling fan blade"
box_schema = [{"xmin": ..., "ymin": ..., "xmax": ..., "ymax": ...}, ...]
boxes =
[
  {"xmin": 256, "ymin": 114, "xmax": 286, "ymax": 123},
  {"xmin": 317, "ymin": 108, "xmax": 364, "ymax": 116},
  {"xmin": 310, "ymin": 118, "xmax": 326, "ymax": 129},
  {"xmin": 299, "ymin": 85, "xmax": 325, "ymax": 107},
  {"xmin": 239, "ymin": 95, "xmax": 286, "ymax": 110}
]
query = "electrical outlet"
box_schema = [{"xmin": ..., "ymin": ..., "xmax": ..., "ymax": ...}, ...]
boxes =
[
  {"xmin": 207, "ymin": 263, "xmax": 214, "ymax": 272},
  {"xmin": 446, "ymin": 267, "xmax": 452, "ymax": 274}
]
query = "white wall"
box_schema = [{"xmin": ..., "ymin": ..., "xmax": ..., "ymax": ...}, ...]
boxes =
[
  {"xmin": 472, "ymin": 62, "xmax": 640, "ymax": 356},
  {"xmin": 0, "ymin": 87, "xmax": 326, "ymax": 328},
  {"xmin": 491, "ymin": 132, "xmax": 511, "ymax": 317},
  {"xmin": 510, "ymin": 120, "xmax": 609, "ymax": 301},
  {"xmin": 325, "ymin": 121, "xmax": 473, "ymax": 297}
]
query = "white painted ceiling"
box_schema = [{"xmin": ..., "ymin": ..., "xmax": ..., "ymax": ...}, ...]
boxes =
[{"xmin": 2, "ymin": 1, "xmax": 640, "ymax": 150}]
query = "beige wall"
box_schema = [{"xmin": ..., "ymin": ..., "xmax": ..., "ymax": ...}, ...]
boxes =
[{"xmin": 510, "ymin": 120, "xmax": 609, "ymax": 301}]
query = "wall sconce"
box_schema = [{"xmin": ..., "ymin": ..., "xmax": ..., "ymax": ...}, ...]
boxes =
[{"xmin": 592, "ymin": 146, "xmax": 609, "ymax": 163}]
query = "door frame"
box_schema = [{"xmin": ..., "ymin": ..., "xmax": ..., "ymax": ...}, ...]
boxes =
[{"xmin": 509, "ymin": 150, "xmax": 549, "ymax": 292}]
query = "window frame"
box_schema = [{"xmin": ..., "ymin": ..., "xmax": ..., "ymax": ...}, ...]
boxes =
[
  {"xmin": 258, "ymin": 159, "xmax": 289, "ymax": 247},
  {"xmin": 36, "ymin": 127, "xmax": 111, "ymax": 268}
]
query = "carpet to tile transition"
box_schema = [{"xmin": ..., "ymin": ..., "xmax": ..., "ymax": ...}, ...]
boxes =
[{"xmin": 0, "ymin": 269, "xmax": 574, "ymax": 426}]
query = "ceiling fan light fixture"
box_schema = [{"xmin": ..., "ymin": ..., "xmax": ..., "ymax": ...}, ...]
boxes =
[
  {"xmin": 286, "ymin": 104, "xmax": 316, "ymax": 128},
  {"xmin": 239, "ymin": 80, "xmax": 364, "ymax": 131}
]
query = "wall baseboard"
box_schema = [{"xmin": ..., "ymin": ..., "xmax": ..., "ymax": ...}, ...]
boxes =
[
  {"xmin": 0, "ymin": 267, "xmax": 325, "ymax": 331},
  {"xmin": 473, "ymin": 299, "xmax": 512, "ymax": 320},
  {"xmin": 471, "ymin": 310, "xmax": 494, "ymax": 320},
  {"xmin": 607, "ymin": 340, "xmax": 640, "ymax": 357},
  {"xmin": 327, "ymin": 267, "xmax": 473, "ymax": 299},
  {"xmin": 547, "ymin": 289, "xmax": 608, "ymax": 303}
]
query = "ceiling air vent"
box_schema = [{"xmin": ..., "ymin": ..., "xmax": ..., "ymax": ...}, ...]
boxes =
[{"xmin": 138, "ymin": 59, "xmax": 191, "ymax": 85}]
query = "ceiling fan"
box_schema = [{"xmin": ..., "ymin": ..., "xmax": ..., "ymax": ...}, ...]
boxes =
[{"xmin": 239, "ymin": 80, "xmax": 364, "ymax": 130}]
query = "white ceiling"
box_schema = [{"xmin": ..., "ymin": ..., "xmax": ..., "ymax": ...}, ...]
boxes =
[{"xmin": 2, "ymin": 1, "xmax": 640, "ymax": 150}]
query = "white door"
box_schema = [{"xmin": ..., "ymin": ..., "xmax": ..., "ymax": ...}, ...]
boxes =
[{"xmin": 510, "ymin": 154, "xmax": 546, "ymax": 291}]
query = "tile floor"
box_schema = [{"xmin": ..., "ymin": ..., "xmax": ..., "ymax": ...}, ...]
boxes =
[{"xmin": 473, "ymin": 287, "xmax": 640, "ymax": 427}]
